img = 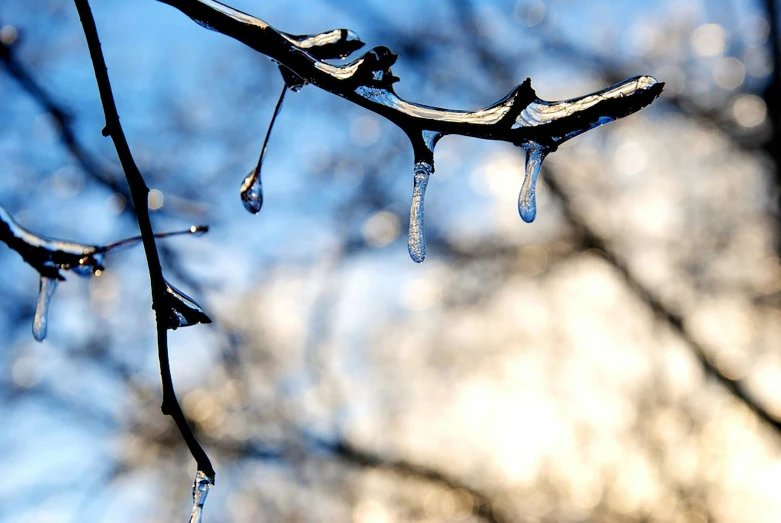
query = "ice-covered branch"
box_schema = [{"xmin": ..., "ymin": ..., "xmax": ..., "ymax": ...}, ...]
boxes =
[
  {"xmin": 157, "ymin": 0, "xmax": 664, "ymax": 261},
  {"xmin": 0, "ymin": 204, "xmax": 209, "ymax": 341}
]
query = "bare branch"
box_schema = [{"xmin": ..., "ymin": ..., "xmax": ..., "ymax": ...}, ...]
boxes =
[{"xmin": 72, "ymin": 0, "xmax": 215, "ymax": 482}]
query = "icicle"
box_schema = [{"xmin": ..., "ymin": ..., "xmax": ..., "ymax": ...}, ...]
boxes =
[
  {"xmin": 408, "ymin": 161, "xmax": 432, "ymax": 263},
  {"xmin": 164, "ymin": 280, "xmax": 212, "ymax": 330},
  {"xmin": 518, "ymin": 143, "xmax": 548, "ymax": 223},
  {"xmin": 32, "ymin": 276, "xmax": 58, "ymax": 342},
  {"xmin": 241, "ymin": 84, "xmax": 287, "ymax": 214},
  {"xmin": 188, "ymin": 470, "xmax": 212, "ymax": 523}
]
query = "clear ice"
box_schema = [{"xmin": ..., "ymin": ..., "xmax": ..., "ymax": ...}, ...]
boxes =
[
  {"xmin": 165, "ymin": 280, "xmax": 212, "ymax": 329},
  {"xmin": 241, "ymin": 84, "xmax": 287, "ymax": 214},
  {"xmin": 408, "ymin": 161, "xmax": 432, "ymax": 263},
  {"xmin": 188, "ymin": 470, "xmax": 212, "ymax": 523},
  {"xmin": 32, "ymin": 276, "xmax": 58, "ymax": 342},
  {"xmin": 239, "ymin": 168, "xmax": 263, "ymax": 214},
  {"xmin": 518, "ymin": 143, "xmax": 548, "ymax": 223},
  {"xmin": 1, "ymin": 203, "xmax": 212, "ymax": 340}
]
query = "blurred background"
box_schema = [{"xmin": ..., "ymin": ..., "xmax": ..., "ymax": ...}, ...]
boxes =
[{"xmin": 1, "ymin": 0, "xmax": 780, "ymax": 521}]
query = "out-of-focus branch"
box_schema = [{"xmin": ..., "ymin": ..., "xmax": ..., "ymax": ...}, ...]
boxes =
[
  {"xmin": 72, "ymin": 0, "xmax": 214, "ymax": 482},
  {"xmin": 327, "ymin": 438, "xmax": 503, "ymax": 523},
  {"xmin": 0, "ymin": 37, "xmax": 132, "ymax": 211},
  {"xmin": 209, "ymin": 435, "xmax": 505, "ymax": 523},
  {"xmin": 545, "ymin": 168, "xmax": 781, "ymax": 434},
  {"xmin": 761, "ymin": 0, "xmax": 781, "ymax": 252}
]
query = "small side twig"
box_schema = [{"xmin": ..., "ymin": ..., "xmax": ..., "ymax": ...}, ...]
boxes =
[{"xmin": 72, "ymin": 0, "xmax": 214, "ymax": 481}]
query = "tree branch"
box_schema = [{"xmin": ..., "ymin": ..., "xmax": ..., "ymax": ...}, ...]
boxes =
[
  {"xmin": 157, "ymin": 0, "xmax": 662, "ymax": 156},
  {"xmin": 72, "ymin": 0, "xmax": 215, "ymax": 482}
]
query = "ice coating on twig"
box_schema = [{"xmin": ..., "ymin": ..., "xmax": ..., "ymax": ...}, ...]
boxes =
[
  {"xmin": 518, "ymin": 142, "xmax": 548, "ymax": 223},
  {"xmin": 408, "ymin": 161, "xmax": 432, "ymax": 263},
  {"xmin": 32, "ymin": 276, "xmax": 58, "ymax": 342},
  {"xmin": 188, "ymin": 470, "xmax": 212, "ymax": 523},
  {"xmin": 164, "ymin": 279, "xmax": 212, "ymax": 329},
  {"xmin": 0, "ymin": 204, "xmax": 101, "ymax": 278},
  {"xmin": 1, "ymin": 203, "xmax": 207, "ymax": 279},
  {"xmin": 1, "ymin": 204, "xmax": 210, "ymax": 340},
  {"xmin": 166, "ymin": 0, "xmax": 664, "ymax": 264}
]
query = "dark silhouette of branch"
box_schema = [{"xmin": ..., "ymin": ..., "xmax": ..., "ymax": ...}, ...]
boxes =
[
  {"xmin": 72, "ymin": 0, "xmax": 215, "ymax": 483},
  {"xmin": 157, "ymin": 0, "xmax": 661, "ymax": 153},
  {"xmin": 157, "ymin": 0, "xmax": 661, "ymax": 264}
]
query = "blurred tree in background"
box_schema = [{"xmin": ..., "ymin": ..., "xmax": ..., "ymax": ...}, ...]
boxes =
[{"xmin": 1, "ymin": 0, "xmax": 780, "ymax": 522}]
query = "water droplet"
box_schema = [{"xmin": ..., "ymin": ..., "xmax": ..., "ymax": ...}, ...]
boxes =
[
  {"xmin": 165, "ymin": 280, "xmax": 212, "ymax": 329},
  {"xmin": 241, "ymin": 84, "xmax": 287, "ymax": 214},
  {"xmin": 240, "ymin": 169, "xmax": 263, "ymax": 214},
  {"xmin": 518, "ymin": 143, "xmax": 548, "ymax": 223},
  {"xmin": 408, "ymin": 161, "xmax": 432, "ymax": 263},
  {"xmin": 189, "ymin": 470, "xmax": 212, "ymax": 523},
  {"xmin": 32, "ymin": 276, "xmax": 58, "ymax": 342}
]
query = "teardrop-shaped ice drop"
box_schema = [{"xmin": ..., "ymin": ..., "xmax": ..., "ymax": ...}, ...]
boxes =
[
  {"xmin": 164, "ymin": 280, "xmax": 212, "ymax": 330},
  {"xmin": 241, "ymin": 85, "xmax": 288, "ymax": 214},
  {"xmin": 408, "ymin": 162, "xmax": 432, "ymax": 263},
  {"xmin": 240, "ymin": 169, "xmax": 263, "ymax": 214},
  {"xmin": 518, "ymin": 143, "xmax": 548, "ymax": 223},
  {"xmin": 188, "ymin": 470, "xmax": 213, "ymax": 523},
  {"xmin": 32, "ymin": 276, "xmax": 58, "ymax": 342}
]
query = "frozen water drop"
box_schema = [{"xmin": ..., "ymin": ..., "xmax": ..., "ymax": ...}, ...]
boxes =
[
  {"xmin": 240, "ymin": 169, "xmax": 263, "ymax": 214},
  {"xmin": 518, "ymin": 143, "xmax": 548, "ymax": 223},
  {"xmin": 241, "ymin": 84, "xmax": 287, "ymax": 214},
  {"xmin": 164, "ymin": 280, "xmax": 212, "ymax": 330},
  {"xmin": 188, "ymin": 470, "xmax": 212, "ymax": 523},
  {"xmin": 408, "ymin": 161, "xmax": 432, "ymax": 263},
  {"xmin": 32, "ymin": 276, "xmax": 58, "ymax": 342}
]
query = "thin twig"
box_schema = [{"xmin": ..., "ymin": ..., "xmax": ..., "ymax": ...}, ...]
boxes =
[{"xmin": 72, "ymin": 0, "xmax": 214, "ymax": 481}]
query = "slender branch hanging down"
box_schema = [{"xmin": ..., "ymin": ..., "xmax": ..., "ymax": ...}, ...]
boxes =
[
  {"xmin": 158, "ymin": 0, "xmax": 664, "ymax": 262},
  {"xmin": 73, "ymin": 0, "xmax": 216, "ymax": 496}
]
